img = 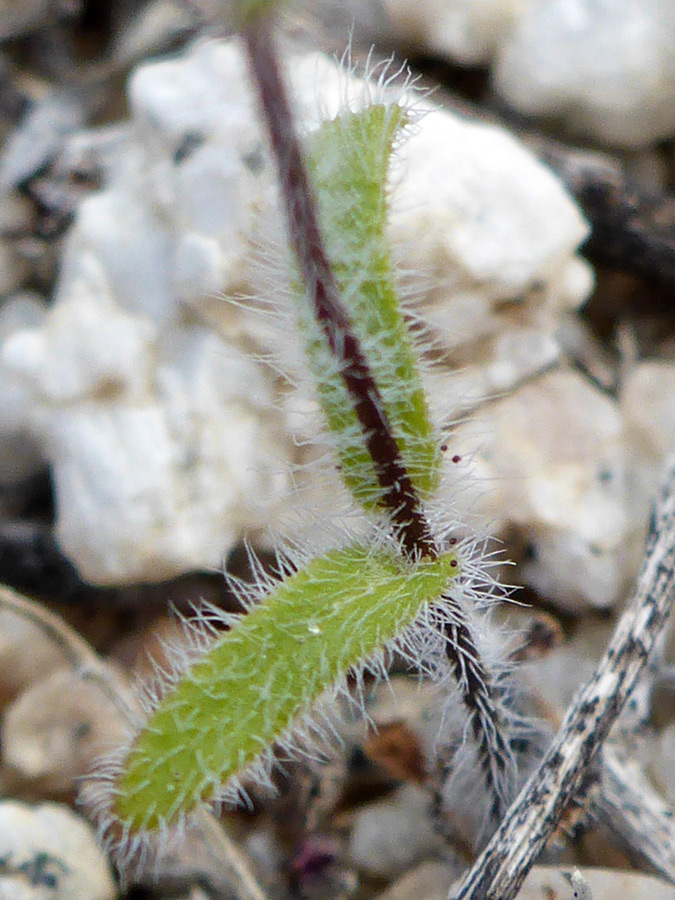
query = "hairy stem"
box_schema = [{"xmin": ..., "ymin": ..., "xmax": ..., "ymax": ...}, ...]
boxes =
[
  {"xmin": 243, "ymin": 21, "xmax": 513, "ymax": 820},
  {"xmin": 442, "ymin": 610, "xmax": 512, "ymax": 819},
  {"xmin": 243, "ymin": 21, "xmax": 434, "ymax": 560}
]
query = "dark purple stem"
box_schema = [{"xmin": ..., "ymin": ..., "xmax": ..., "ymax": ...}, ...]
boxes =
[
  {"xmin": 242, "ymin": 18, "xmax": 512, "ymax": 821},
  {"xmin": 442, "ymin": 613, "xmax": 511, "ymax": 820},
  {"xmin": 243, "ymin": 21, "xmax": 435, "ymax": 561}
]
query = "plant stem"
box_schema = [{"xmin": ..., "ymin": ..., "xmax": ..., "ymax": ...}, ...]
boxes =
[
  {"xmin": 242, "ymin": 20, "xmax": 435, "ymax": 561},
  {"xmin": 242, "ymin": 20, "xmax": 514, "ymax": 820}
]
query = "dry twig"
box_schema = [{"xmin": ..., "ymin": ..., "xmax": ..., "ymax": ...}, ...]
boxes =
[
  {"xmin": 0, "ymin": 585, "xmax": 270, "ymax": 900},
  {"xmin": 449, "ymin": 461, "xmax": 675, "ymax": 900},
  {"xmin": 596, "ymin": 747, "xmax": 675, "ymax": 882}
]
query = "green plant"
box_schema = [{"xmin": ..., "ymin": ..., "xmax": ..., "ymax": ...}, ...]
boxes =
[{"xmin": 93, "ymin": 1, "xmax": 523, "ymax": 859}]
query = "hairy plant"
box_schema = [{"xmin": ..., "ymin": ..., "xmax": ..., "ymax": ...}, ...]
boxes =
[{"xmin": 92, "ymin": 0, "xmax": 525, "ymax": 860}]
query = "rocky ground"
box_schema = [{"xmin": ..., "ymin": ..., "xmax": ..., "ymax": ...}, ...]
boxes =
[{"xmin": 0, "ymin": 1, "xmax": 674, "ymax": 899}]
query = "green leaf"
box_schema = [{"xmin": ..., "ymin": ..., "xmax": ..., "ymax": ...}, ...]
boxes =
[
  {"xmin": 114, "ymin": 545, "xmax": 457, "ymax": 830},
  {"xmin": 301, "ymin": 104, "xmax": 442, "ymax": 509}
]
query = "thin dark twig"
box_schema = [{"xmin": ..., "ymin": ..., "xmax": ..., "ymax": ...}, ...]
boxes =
[{"xmin": 449, "ymin": 461, "xmax": 675, "ymax": 900}]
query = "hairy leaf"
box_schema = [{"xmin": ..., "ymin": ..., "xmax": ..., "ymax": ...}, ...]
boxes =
[
  {"xmin": 300, "ymin": 104, "xmax": 441, "ymax": 509},
  {"xmin": 114, "ymin": 545, "xmax": 458, "ymax": 830}
]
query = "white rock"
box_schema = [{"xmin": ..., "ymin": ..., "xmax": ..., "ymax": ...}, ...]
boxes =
[
  {"xmin": 377, "ymin": 0, "xmax": 675, "ymax": 147},
  {"xmin": 0, "ymin": 293, "xmax": 47, "ymax": 485},
  {"xmin": 495, "ymin": 0, "xmax": 675, "ymax": 148},
  {"xmin": 62, "ymin": 165, "xmax": 177, "ymax": 326},
  {"xmin": 450, "ymin": 369, "xmax": 640, "ymax": 610},
  {"xmin": 3, "ymin": 261, "xmax": 155, "ymax": 404},
  {"xmin": 42, "ymin": 405, "xmax": 186, "ymax": 583},
  {"xmin": 389, "ymin": 107, "xmax": 591, "ymax": 351},
  {"xmin": 127, "ymin": 41, "xmax": 274, "ymax": 306},
  {"xmin": 381, "ymin": 0, "xmax": 523, "ymax": 65},
  {"xmin": 519, "ymin": 529, "xmax": 632, "ymax": 612},
  {"xmin": 622, "ymin": 361, "xmax": 675, "ymax": 462},
  {"xmin": 52, "ymin": 124, "xmax": 132, "ymax": 195},
  {"xmin": 1, "ymin": 666, "xmax": 128, "ymax": 795},
  {"xmin": 513, "ymin": 865, "xmax": 675, "ymax": 900},
  {"xmin": 619, "ymin": 361, "xmax": 675, "ymax": 547},
  {"xmin": 2, "ymin": 39, "xmax": 592, "ymax": 585},
  {"xmin": 348, "ymin": 784, "xmax": 445, "ymax": 878},
  {"xmin": 0, "ymin": 801, "xmax": 116, "ymax": 900},
  {"xmin": 0, "ymin": 91, "xmax": 85, "ymax": 194},
  {"xmin": 39, "ymin": 373, "xmax": 287, "ymax": 584},
  {"xmin": 425, "ymin": 326, "xmax": 561, "ymax": 422},
  {"xmin": 473, "ymin": 327, "xmax": 561, "ymax": 393}
]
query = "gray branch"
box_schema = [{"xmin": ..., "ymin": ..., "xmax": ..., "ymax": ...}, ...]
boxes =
[
  {"xmin": 596, "ymin": 747, "xmax": 675, "ymax": 882},
  {"xmin": 449, "ymin": 461, "xmax": 675, "ymax": 900}
]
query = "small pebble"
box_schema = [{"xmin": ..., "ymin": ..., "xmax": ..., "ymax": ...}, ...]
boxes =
[
  {"xmin": 512, "ymin": 864, "xmax": 675, "ymax": 900},
  {"xmin": 449, "ymin": 369, "xmax": 641, "ymax": 610},
  {"xmin": 375, "ymin": 859, "xmax": 456, "ymax": 900},
  {"xmin": 1, "ymin": 666, "xmax": 128, "ymax": 797},
  {"xmin": 0, "ymin": 800, "xmax": 116, "ymax": 900},
  {"xmin": 348, "ymin": 784, "xmax": 445, "ymax": 879},
  {"xmin": 495, "ymin": 0, "xmax": 675, "ymax": 147},
  {"xmin": 0, "ymin": 601, "xmax": 68, "ymax": 707}
]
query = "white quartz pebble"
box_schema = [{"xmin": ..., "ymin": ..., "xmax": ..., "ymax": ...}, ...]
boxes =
[
  {"xmin": 2, "ymin": 667, "xmax": 128, "ymax": 796},
  {"xmin": 348, "ymin": 785, "xmax": 445, "ymax": 878},
  {"xmin": 381, "ymin": 0, "xmax": 522, "ymax": 65},
  {"xmin": 389, "ymin": 109, "xmax": 590, "ymax": 352},
  {"xmin": 450, "ymin": 369, "xmax": 639, "ymax": 610},
  {"xmin": 379, "ymin": 0, "xmax": 675, "ymax": 147},
  {"xmin": 0, "ymin": 40, "xmax": 594, "ymax": 587},
  {"xmin": 495, "ymin": 0, "xmax": 675, "ymax": 147}
]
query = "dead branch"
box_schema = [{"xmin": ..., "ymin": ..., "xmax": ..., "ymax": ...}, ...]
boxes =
[
  {"xmin": 449, "ymin": 460, "xmax": 675, "ymax": 900},
  {"xmin": 0, "ymin": 584, "xmax": 133, "ymax": 719},
  {"xmin": 596, "ymin": 747, "xmax": 675, "ymax": 882},
  {"xmin": 0, "ymin": 585, "xmax": 270, "ymax": 900}
]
